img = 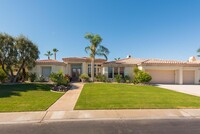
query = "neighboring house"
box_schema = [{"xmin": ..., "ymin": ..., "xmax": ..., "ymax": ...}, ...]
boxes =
[{"xmin": 29, "ymin": 56, "xmax": 200, "ymax": 84}]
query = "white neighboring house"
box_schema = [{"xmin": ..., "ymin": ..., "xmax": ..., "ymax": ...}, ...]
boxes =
[{"xmin": 29, "ymin": 56, "xmax": 200, "ymax": 84}]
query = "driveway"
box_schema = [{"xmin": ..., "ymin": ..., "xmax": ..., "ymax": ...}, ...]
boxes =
[{"xmin": 157, "ymin": 84, "xmax": 200, "ymax": 97}]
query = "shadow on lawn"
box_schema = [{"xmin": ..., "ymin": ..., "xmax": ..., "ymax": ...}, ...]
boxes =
[{"xmin": 0, "ymin": 84, "xmax": 52, "ymax": 98}]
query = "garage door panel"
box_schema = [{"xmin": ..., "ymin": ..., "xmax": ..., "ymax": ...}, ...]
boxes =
[
  {"xmin": 183, "ymin": 70, "xmax": 194, "ymax": 84},
  {"xmin": 146, "ymin": 70, "xmax": 175, "ymax": 84}
]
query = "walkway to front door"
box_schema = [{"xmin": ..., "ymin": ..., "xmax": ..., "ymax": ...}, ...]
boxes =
[{"xmin": 47, "ymin": 83, "xmax": 84, "ymax": 111}]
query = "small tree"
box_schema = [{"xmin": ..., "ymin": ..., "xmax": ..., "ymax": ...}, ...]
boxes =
[
  {"xmin": 44, "ymin": 51, "xmax": 53, "ymax": 60},
  {"xmin": 0, "ymin": 33, "xmax": 39, "ymax": 83}
]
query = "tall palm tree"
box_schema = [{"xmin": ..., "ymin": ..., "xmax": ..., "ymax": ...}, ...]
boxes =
[
  {"xmin": 197, "ymin": 48, "xmax": 200, "ymax": 57},
  {"xmin": 85, "ymin": 33, "xmax": 109, "ymax": 81},
  {"xmin": 44, "ymin": 51, "xmax": 53, "ymax": 60},
  {"xmin": 53, "ymin": 48, "xmax": 59, "ymax": 60}
]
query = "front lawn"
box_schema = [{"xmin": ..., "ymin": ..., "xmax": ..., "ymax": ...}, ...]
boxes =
[
  {"xmin": 0, "ymin": 84, "xmax": 64, "ymax": 112},
  {"xmin": 75, "ymin": 83, "xmax": 200, "ymax": 110}
]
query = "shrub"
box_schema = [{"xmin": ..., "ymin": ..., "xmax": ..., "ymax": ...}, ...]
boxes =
[
  {"xmin": 114, "ymin": 74, "xmax": 122, "ymax": 83},
  {"xmin": 79, "ymin": 74, "xmax": 89, "ymax": 82},
  {"xmin": 49, "ymin": 71, "xmax": 69, "ymax": 86},
  {"xmin": 36, "ymin": 75, "xmax": 46, "ymax": 82},
  {"xmin": 95, "ymin": 74, "xmax": 107, "ymax": 82},
  {"xmin": 29, "ymin": 73, "xmax": 37, "ymax": 82},
  {"xmin": 133, "ymin": 68, "xmax": 152, "ymax": 84},
  {"xmin": 124, "ymin": 75, "xmax": 130, "ymax": 83},
  {"xmin": 134, "ymin": 67, "xmax": 140, "ymax": 74},
  {"xmin": 0, "ymin": 67, "xmax": 7, "ymax": 83},
  {"xmin": 64, "ymin": 74, "xmax": 71, "ymax": 82}
]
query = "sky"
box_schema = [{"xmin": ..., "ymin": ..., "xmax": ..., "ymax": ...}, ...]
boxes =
[{"xmin": 0, "ymin": 0, "xmax": 200, "ymax": 61}]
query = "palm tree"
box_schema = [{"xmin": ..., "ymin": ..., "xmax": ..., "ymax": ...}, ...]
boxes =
[
  {"xmin": 44, "ymin": 51, "xmax": 53, "ymax": 60},
  {"xmin": 85, "ymin": 33, "xmax": 109, "ymax": 81},
  {"xmin": 197, "ymin": 48, "xmax": 200, "ymax": 57},
  {"xmin": 53, "ymin": 48, "xmax": 59, "ymax": 60},
  {"xmin": 114, "ymin": 57, "xmax": 120, "ymax": 61}
]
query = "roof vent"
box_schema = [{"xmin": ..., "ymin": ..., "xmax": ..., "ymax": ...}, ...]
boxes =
[
  {"xmin": 188, "ymin": 56, "xmax": 196, "ymax": 62},
  {"xmin": 126, "ymin": 55, "xmax": 131, "ymax": 58}
]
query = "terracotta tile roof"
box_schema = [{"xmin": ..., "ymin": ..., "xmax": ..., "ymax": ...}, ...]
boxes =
[
  {"xmin": 105, "ymin": 57, "xmax": 200, "ymax": 66},
  {"xmin": 62, "ymin": 57, "xmax": 106, "ymax": 63},
  {"xmin": 36, "ymin": 59, "xmax": 65, "ymax": 65},
  {"xmin": 140, "ymin": 59, "xmax": 200, "ymax": 66},
  {"xmin": 104, "ymin": 58, "xmax": 147, "ymax": 65},
  {"xmin": 141, "ymin": 59, "xmax": 185, "ymax": 64}
]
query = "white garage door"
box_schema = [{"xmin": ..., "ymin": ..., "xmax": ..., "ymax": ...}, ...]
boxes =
[
  {"xmin": 146, "ymin": 70, "xmax": 175, "ymax": 84},
  {"xmin": 183, "ymin": 70, "xmax": 195, "ymax": 84}
]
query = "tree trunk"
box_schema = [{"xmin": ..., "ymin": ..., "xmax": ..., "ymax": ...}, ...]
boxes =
[
  {"xmin": 1, "ymin": 63, "xmax": 11, "ymax": 78},
  {"xmin": 22, "ymin": 67, "xmax": 26, "ymax": 82},
  {"xmin": 54, "ymin": 53, "xmax": 56, "ymax": 60},
  {"xmin": 13, "ymin": 61, "xmax": 25, "ymax": 83},
  {"xmin": 91, "ymin": 57, "xmax": 95, "ymax": 82}
]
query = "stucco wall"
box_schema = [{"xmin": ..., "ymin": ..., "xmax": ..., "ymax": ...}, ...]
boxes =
[
  {"xmin": 124, "ymin": 67, "xmax": 134, "ymax": 79},
  {"xmin": 29, "ymin": 64, "xmax": 66, "ymax": 77}
]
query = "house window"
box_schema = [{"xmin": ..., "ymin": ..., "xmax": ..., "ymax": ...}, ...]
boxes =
[
  {"xmin": 114, "ymin": 67, "xmax": 118, "ymax": 77},
  {"xmin": 120, "ymin": 67, "xmax": 124, "ymax": 77},
  {"xmin": 88, "ymin": 64, "xmax": 98, "ymax": 77},
  {"xmin": 88, "ymin": 66, "xmax": 91, "ymax": 77},
  {"xmin": 108, "ymin": 67, "xmax": 113, "ymax": 78}
]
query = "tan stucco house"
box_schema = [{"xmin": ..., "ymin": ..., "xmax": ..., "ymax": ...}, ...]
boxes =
[{"xmin": 29, "ymin": 56, "xmax": 200, "ymax": 84}]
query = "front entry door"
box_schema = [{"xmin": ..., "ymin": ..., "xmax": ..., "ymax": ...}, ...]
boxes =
[
  {"xmin": 71, "ymin": 64, "xmax": 82, "ymax": 81},
  {"xmin": 72, "ymin": 68, "xmax": 81, "ymax": 81}
]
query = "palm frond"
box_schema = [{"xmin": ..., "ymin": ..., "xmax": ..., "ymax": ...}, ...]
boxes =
[
  {"xmin": 84, "ymin": 33, "xmax": 94, "ymax": 40},
  {"xmin": 85, "ymin": 46, "xmax": 91, "ymax": 53},
  {"xmin": 96, "ymin": 53, "xmax": 108, "ymax": 60},
  {"xmin": 98, "ymin": 45, "xmax": 110, "ymax": 55},
  {"xmin": 53, "ymin": 48, "xmax": 59, "ymax": 52}
]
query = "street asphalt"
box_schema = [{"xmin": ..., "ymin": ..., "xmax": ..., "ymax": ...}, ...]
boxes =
[{"xmin": 0, "ymin": 119, "xmax": 200, "ymax": 134}]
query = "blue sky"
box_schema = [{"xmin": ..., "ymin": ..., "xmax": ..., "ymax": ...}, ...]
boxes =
[{"xmin": 0, "ymin": 0, "xmax": 200, "ymax": 61}]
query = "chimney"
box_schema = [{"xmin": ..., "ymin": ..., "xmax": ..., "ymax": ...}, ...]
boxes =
[
  {"xmin": 126, "ymin": 55, "xmax": 131, "ymax": 58},
  {"xmin": 188, "ymin": 56, "xmax": 196, "ymax": 62}
]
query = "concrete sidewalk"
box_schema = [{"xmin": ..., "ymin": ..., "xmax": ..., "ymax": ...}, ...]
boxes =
[
  {"xmin": 1, "ymin": 83, "xmax": 200, "ymax": 124},
  {"xmin": 0, "ymin": 109, "xmax": 200, "ymax": 124}
]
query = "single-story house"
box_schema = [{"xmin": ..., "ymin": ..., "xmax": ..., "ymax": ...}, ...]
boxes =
[
  {"xmin": 29, "ymin": 56, "xmax": 200, "ymax": 84},
  {"xmin": 29, "ymin": 57, "xmax": 106, "ymax": 81}
]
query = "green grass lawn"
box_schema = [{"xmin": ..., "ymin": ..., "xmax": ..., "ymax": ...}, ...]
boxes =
[
  {"xmin": 75, "ymin": 83, "xmax": 200, "ymax": 110},
  {"xmin": 0, "ymin": 84, "xmax": 64, "ymax": 112}
]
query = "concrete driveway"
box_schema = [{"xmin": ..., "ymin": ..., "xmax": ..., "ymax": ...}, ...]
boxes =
[{"xmin": 157, "ymin": 85, "xmax": 200, "ymax": 97}]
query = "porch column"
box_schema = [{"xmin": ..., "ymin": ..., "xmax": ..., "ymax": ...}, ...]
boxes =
[
  {"xmin": 194, "ymin": 70, "xmax": 199, "ymax": 84},
  {"xmin": 102, "ymin": 67, "xmax": 108, "ymax": 77},
  {"xmin": 179, "ymin": 67, "xmax": 183, "ymax": 85},
  {"xmin": 68, "ymin": 64, "xmax": 71, "ymax": 76},
  {"xmin": 82, "ymin": 62, "xmax": 87, "ymax": 74}
]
